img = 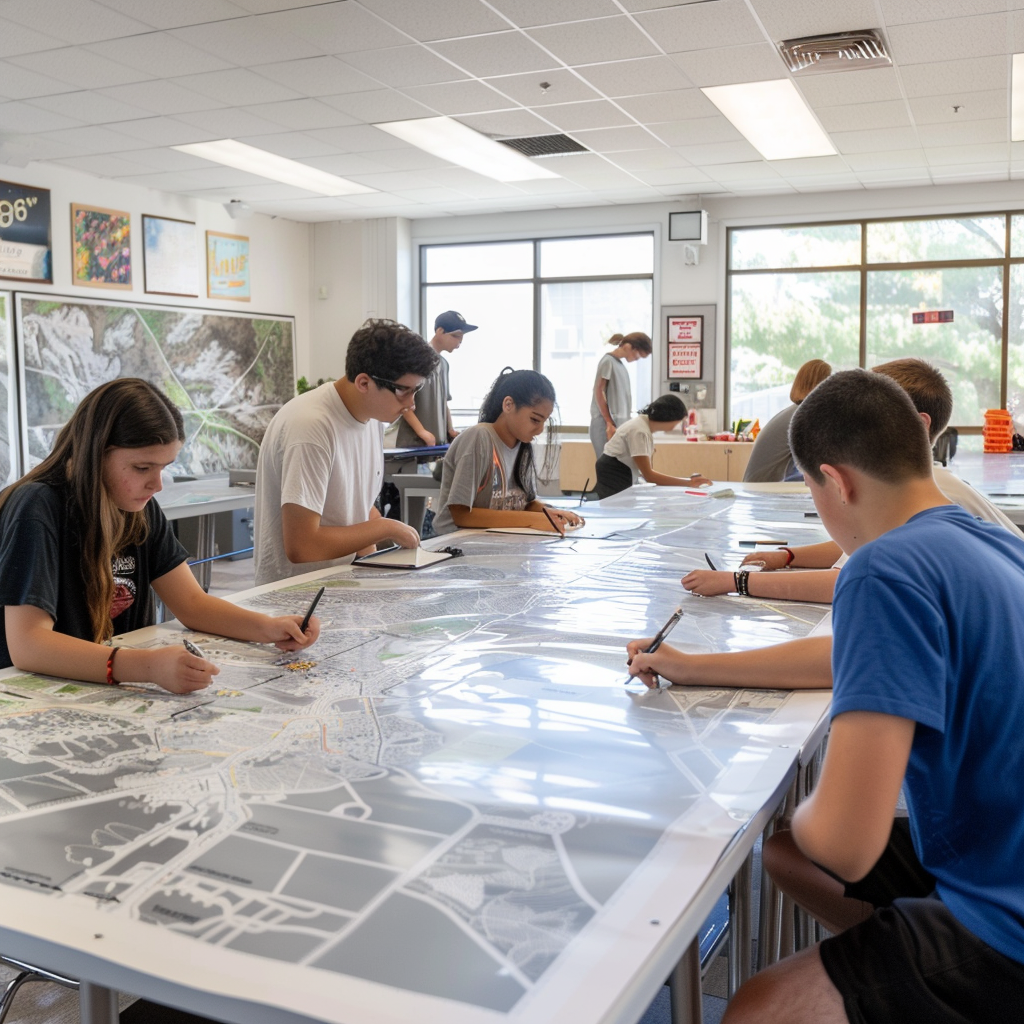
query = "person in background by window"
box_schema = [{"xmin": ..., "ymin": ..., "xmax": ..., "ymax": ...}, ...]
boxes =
[
  {"xmin": 743, "ymin": 358, "xmax": 832, "ymax": 483},
  {"xmin": 589, "ymin": 331, "xmax": 653, "ymax": 458},
  {"xmin": 595, "ymin": 394, "xmax": 711, "ymax": 499}
]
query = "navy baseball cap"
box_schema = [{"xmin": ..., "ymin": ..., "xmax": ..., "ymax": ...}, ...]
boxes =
[{"xmin": 434, "ymin": 310, "xmax": 478, "ymax": 333}]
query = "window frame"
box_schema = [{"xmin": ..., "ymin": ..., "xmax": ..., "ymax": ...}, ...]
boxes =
[{"xmin": 726, "ymin": 211, "xmax": 1024, "ymax": 432}]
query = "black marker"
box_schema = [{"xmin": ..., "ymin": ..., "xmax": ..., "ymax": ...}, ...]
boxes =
[
  {"xmin": 183, "ymin": 638, "xmax": 206, "ymax": 659},
  {"xmin": 578, "ymin": 478, "xmax": 590, "ymax": 507},
  {"xmin": 704, "ymin": 552, "xmax": 719, "ymax": 571},
  {"xmin": 300, "ymin": 586, "xmax": 325, "ymax": 633},
  {"xmin": 625, "ymin": 606, "xmax": 684, "ymax": 687},
  {"xmin": 542, "ymin": 506, "xmax": 566, "ymax": 537}
]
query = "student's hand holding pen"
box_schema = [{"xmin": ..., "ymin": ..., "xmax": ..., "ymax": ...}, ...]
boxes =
[
  {"xmin": 681, "ymin": 569, "xmax": 737, "ymax": 596},
  {"xmin": 262, "ymin": 615, "xmax": 321, "ymax": 652},
  {"xmin": 545, "ymin": 507, "xmax": 585, "ymax": 530},
  {"xmin": 741, "ymin": 549, "xmax": 788, "ymax": 570},
  {"xmin": 625, "ymin": 638, "xmax": 687, "ymax": 689}
]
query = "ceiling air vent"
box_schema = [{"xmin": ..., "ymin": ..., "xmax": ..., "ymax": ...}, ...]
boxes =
[
  {"xmin": 497, "ymin": 134, "xmax": 588, "ymax": 158},
  {"xmin": 778, "ymin": 29, "xmax": 891, "ymax": 76}
]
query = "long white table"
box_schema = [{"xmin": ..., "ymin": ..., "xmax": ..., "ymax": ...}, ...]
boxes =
[
  {"xmin": 0, "ymin": 483, "xmax": 832, "ymax": 1024},
  {"xmin": 946, "ymin": 450, "xmax": 1024, "ymax": 526}
]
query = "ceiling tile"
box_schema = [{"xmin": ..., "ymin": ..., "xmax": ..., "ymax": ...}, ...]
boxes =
[
  {"xmin": 569, "ymin": 125, "xmax": 660, "ymax": 152},
  {"xmin": 86, "ymin": 32, "xmax": 233, "ymax": 78},
  {"xmin": 0, "ymin": 17, "xmax": 63, "ymax": 57},
  {"xmin": 576, "ymin": 57, "xmax": 693, "ymax": 97},
  {"xmin": 346, "ymin": 170, "xmax": 447, "ymax": 191},
  {"xmin": 527, "ymin": 17, "xmax": 658, "ymax": 65},
  {"xmin": 185, "ymin": 182, "xmax": 318, "ymax": 201},
  {"xmin": 422, "ymin": 167, "xmax": 525, "ymax": 198},
  {"xmin": 609, "ymin": 148, "xmax": 691, "ymax": 171},
  {"xmin": 487, "ymin": 0, "xmax": 620, "ymax": 28},
  {"xmin": 831, "ymin": 125, "xmax": 922, "ymax": 154},
  {"xmin": 929, "ymin": 165, "xmax": 1008, "ymax": 184},
  {"xmin": 358, "ymin": 0, "xmax": 508, "ymax": 42},
  {"xmin": 171, "ymin": 19, "xmax": 325, "ymax": 67},
  {"xmin": 675, "ymin": 139, "xmax": 764, "ymax": 164},
  {"xmin": 456, "ymin": 108, "xmax": 557, "ymax": 137},
  {"xmin": 484, "ymin": 68, "xmax": 599, "ymax": 106},
  {"xmin": 300, "ymin": 152, "xmax": 402, "ymax": 175},
  {"xmin": 402, "ymin": 79, "xmax": 512, "ymax": 115},
  {"xmin": 511, "ymin": 174, "xmax": 589, "ymax": 194},
  {"xmin": 431, "ymin": 31, "xmax": 559, "ymax": 78},
  {"xmin": 880, "ymin": 0, "xmax": 1009, "ymax": 26},
  {"xmin": 636, "ymin": 0, "xmax": 765, "ymax": 53},
  {"xmin": 253, "ymin": 57, "xmax": 380, "ymax": 97},
  {"xmin": 0, "ymin": 0, "xmax": 151, "ymax": 44},
  {"xmin": 102, "ymin": 116, "xmax": 220, "ymax": 146},
  {"xmin": 96, "ymin": 80, "xmax": 227, "ymax": 115},
  {"xmin": 233, "ymin": 132, "xmax": 345, "ymax": 158},
  {"xmin": 538, "ymin": 99, "xmax": 633, "ymax": 131},
  {"xmin": 908, "ymin": 90, "xmax": 1007, "ymax": 125},
  {"xmin": 89, "ymin": 0, "xmax": 251, "ymax": 29},
  {"xmin": 887, "ymin": 13, "xmax": 1010, "ymax": 65},
  {"xmin": 0, "ymin": 99, "xmax": 82, "ymax": 132},
  {"xmin": 115, "ymin": 167, "xmax": 271, "ymax": 190},
  {"xmin": 0, "ymin": 133, "xmax": 77, "ymax": 162},
  {"xmin": 119, "ymin": 146, "xmax": 220, "ymax": 170},
  {"xmin": 651, "ymin": 116, "xmax": 742, "ymax": 147},
  {"xmin": 672, "ymin": 44, "xmax": 786, "ymax": 87},
  {"xmin": 32, "ymin": 124, "xmax": 155, "ymax": 154},
  {"xmin": 258, "ymin": 4, "xmax": 409, "ymax": 55},
  {"xmin": 341, "ymin": 45, "xmax": 469, "ymax": 88},
  {"xmin": 796, "ymin": 68, "xmax": 903, "ymax": 107},
  {"xmin": 750, "ymin": 0, "xmax": 882, "ymax": 40},
  {"xmin": 29, "ymin": 90, "xmax": 154, "ymax": 124},
  {"xmin": 817, "ymin": 100, "xmax": 912, "ymax": 133},
  {"xmin": 766, "ymin": 155, "xmax": 852, "ymax": 176},
  {"xmin": 918, "ymin": 118, "xmax": 1008, "ymax": 147},
  {"xmin": 50, "ymin": 152, "xmax": 157, "ymax": 177},
  {"xmin": 701, "ymin": 161, "xmax": 782, "ymax": 182},
  {"xmin": 618, "ymin": 0, "xmax": 708, "ymax": 10},
  {"xmin": 857, "ymin": 167, "xmax": 932, "ymax": 184},
  {"xmin": 789, "ymin": 175, "xmax": 865, "ymax": 192},
  {"xmin": 174, "ymin": 107, "xmax": 295, "ymax": 137},
  {"xmin": 352, "ymin": 147, "xmax": 454, "ymax": 171},
  {"xmin": 925, "ymin": 141, "xmax": 1009, "ymax": 164},
  {"xmin": 321, "ymin": 89, "xmax": 435, "ymax": 123},
  {"xmin": 842, "ymin": 149, "xmax": 927, "ymax": 170},
  {"xmin": 170, "ymin": 68, "xmax": 304, "ymax": 105},
  {"xmin": 304, "ymin": 123, "xmax": 411, "ymax": 151},
  {"xmin": 632, "ymin": 165, "xmax": 713, "ymax": 187},
  {"xmin": 899, "ymin": 56, "xmax": 1008, "ymax": 97},
  {"xmin": 617, "ymin": 89, "xmax": 719, "ymax": 124},
  {"xmin": 242, "ymin": 97, "xmax": 363, "ymax": 130},
  {"xmin": 9, "ymin": 47, "xmax": 156, "ymax": 89}
]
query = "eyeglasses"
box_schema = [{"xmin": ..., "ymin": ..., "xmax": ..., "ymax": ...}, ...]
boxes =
[{"xmin": 370, "ymin": 375, "xmax": 425, "ymax": 399}]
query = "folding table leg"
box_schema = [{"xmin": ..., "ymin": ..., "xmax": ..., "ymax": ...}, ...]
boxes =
[
  {"xmin": 668, "ymin": 938, "xmax": 702, "ymax": 1024},
  {"xmin": 79, "ymin": 981, "xmax": 118, "ymax": 1024}
]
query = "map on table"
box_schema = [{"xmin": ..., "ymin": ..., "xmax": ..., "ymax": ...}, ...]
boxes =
[{"xmin": 0, "ymin": 495, "xmax": 830, "ymax": 1017}]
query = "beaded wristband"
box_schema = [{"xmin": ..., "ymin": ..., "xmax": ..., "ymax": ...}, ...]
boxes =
[
  {"xmin": 106, "ymin": 646, "xmax": 121, "ymax": 686},
  {"xmin": 734, "ymin": 570, "xmax": 751, "ymax": 596}
]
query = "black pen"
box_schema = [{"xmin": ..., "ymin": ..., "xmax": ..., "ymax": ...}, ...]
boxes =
[
  {"xmin": 183, "ymin": 638, "xmax": 207, "ymax": 659},
  {"xmin": 578, "ymin": 478, "xmax": 590, "ymax": 507},
  {"xmin": 625, "ymin": 606, "xmax": 684, "ymax": 686},
  {"xmin": 300, "ymin": 586, "xmax": 325, "ymax": 632},
  {"xmin": 542, "ymin": 506, "xmax": 565, "ymax": 537},
  {"xmin": 704, "ymin": 552, "xmax": 719, "ymax": 570}
]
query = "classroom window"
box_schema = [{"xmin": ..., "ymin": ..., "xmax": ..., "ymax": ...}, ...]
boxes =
[
  {"xmin": 727, "ymin": 212, "xmax": 1024, "ymax": 435},
  {"xmin": 421, "ymin": 233, "xmax": 654, "ymax": 428}
]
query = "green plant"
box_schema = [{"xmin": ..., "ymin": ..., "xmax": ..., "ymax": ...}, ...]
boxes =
[{"xmin": 296, "ymin": 375, "xmax": 335, "ymax": 395}]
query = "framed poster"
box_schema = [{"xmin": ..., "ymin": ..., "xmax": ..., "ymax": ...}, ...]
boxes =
[
  {"xmin": 667, "ymin": 315, "xmax": 703, "ymax": 379},
  {"xmin": 15, "ymin": 292, "xmax": 295, "ymax": 476},
  {"xmin": 71, "ymin": 204, "xmax": 132, "ymax": 289},
  {"xmin": 142, "ymin": 215, "xmax": 198, "ymax": 297},
  {"xmin": 0, "ymin": 180, "xmax": 51, "ymax": 284},
  {"xmin": 0, "ymin": 291, "xmax": 18, "ymax": 486},
  {"xmin": 207, "ymin": 231, "xmax": 250, "ymax": 302}
]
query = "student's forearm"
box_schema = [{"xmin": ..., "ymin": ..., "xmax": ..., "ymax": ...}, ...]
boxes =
[
  {"xmin": 595, "ymin": 381, "xmax": 613, "ymax": 427},
  {"xmin": 745, "ymin": 568, "xmax": 838, "ymax": 603},
  {"xmin": 643, "ymin": 469, "xmax": 703, "ymax": 488},
  {"xmin": 449, "ymin": 505, "xmax": 557, "ymax": 531},
  {"xmin": 400, "ymin": 409, "xmax": 432, "ymax": 443},
  {"xmin": 792, "ymin": 541, "xmax": 843, "ymax": 568},
  {"xmin": 172, "ymin": 590, "xmax": 281, "ymax": 644},
  {"xmin": 284, "ymin": 519, "xmax": 396, "ymax": 563},
  {"xmin": 643, "ymin": 636, "xmax": 833, "ymax": 689}
]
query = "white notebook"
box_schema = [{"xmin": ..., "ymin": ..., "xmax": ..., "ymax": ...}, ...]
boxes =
[{"xmin": 353, "ymin": 546, "xmax": 456, "ymax": 569}]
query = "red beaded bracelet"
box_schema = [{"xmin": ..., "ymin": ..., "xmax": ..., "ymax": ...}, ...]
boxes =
[
  {"xmin": 779, "ymin": 546, "xmax": 796, "ymax": 566},
  {"xmin": 106, "ymin": 646, "xmax": 121, "ymax": 686}
]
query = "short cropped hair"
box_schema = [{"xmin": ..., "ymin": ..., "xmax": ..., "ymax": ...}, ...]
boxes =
[
  {"xmin": 871, "ymin": 358, "xmax": 952, "ymax": 442},
  {"xmin": 345, "ymin": 318, "xmax": 438, "ymax": 382},
  {"xmin": 790, "ymin": 359, "xmax": 832, "ymax": 403},
  {"xmin": 789, "ymin": 369, "xmax": 933, "ymax": 486}
]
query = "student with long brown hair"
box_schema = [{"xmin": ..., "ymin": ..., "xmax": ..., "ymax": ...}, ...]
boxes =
[
  {"xmin": 0, "ymin": 379, "xmax": 318, "ymax": 694},
  {"xmin": 589, "ymin": 331, "xmax": 652, "ymax": 457}
]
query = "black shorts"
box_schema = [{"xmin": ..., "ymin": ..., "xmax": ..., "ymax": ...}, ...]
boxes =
[
  {"xmin": 819, "ymin": 895, "xmax": 1024, "ymax": 1024},
  {"xmin": 595, "ymin": 454, "xmax": 632, "ymax": 499}
]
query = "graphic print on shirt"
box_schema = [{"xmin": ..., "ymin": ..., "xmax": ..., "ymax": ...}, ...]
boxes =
[
  {"xmin": 110, "ymin": 553, "xmax": 137, "ymax": 619},
  {"xmin": 485, "ymin": 442, "xmax": 527, "ymax": 511}
]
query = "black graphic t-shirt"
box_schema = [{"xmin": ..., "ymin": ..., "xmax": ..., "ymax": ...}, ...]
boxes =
[{"xmin": 0, "ymin": 481, "xmax": 188, "ymax": 668}]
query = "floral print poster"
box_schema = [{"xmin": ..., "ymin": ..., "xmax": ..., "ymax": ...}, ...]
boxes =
[{"xmin": 71, "ymin": 204, "xmax": 132, "ymax": 289}]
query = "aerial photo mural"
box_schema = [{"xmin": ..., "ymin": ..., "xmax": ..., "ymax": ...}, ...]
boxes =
[{"xmin": 16, "ymin": 293, "xmax": 295, "ymax": 476}]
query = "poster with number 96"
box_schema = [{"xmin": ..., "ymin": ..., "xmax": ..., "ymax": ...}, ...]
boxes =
[{"xmin": 0, "ymin": 180, "xmax": 52, "ymax": 285}]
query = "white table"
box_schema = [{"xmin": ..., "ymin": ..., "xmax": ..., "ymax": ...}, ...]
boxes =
[
  {"xmin": 0, "ymin": 483, "xmax": 832, "ymax": 1024},
  {"xmin": 946, "ymin": 450, "xmax": 1024, "ymax": 524}
]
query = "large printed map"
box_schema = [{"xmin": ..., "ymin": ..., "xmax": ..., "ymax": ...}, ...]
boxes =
[{"xmin": 0, "ymin": 490, "xmax": 831, "ymax": 1019}]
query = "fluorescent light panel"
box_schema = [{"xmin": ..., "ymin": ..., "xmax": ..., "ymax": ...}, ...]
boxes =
[
  {"xmin": 701, "ymin": 79, "xmax": 835, "ymax": 161},
  {"xmin": 172, "ymin": 139, "xmax": 376, "ymax": 196},
  {"xmin": 1013, "ymin": 54, "xmax": 1024, "ymax": 142},
  {"xmin": 374, "ymin": 116, "xmax": 559, "ymax": 182}
]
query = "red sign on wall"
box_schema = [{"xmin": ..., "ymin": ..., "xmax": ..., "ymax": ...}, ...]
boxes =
[{"xmin": 912, "ymin": 310, "xmax": 954, "ymax": 324}]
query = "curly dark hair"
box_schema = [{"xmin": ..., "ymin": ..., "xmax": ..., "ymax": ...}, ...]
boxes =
[{"xmin": 345, "ymin": 319, "xmax": 438, "ymax": 382}]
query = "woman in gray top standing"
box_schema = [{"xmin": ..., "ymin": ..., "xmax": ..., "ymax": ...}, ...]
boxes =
[{"xmin": 589, "ymin": 332, "xmax": 652, "ymax": 457}]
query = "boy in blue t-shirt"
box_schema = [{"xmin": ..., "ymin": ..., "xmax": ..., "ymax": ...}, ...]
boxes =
[{"xmin": 722, "ymin": 370, "xmax": 1024, "ymax": 1024}]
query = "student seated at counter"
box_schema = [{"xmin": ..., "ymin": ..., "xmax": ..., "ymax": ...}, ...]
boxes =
[
  {"xmin": 0, "ymin": 379, "xmax": 319, "ymax": 694},
  {"xmin": 254, "ymin": 318, "xmax": 438, "ymax": 585}
]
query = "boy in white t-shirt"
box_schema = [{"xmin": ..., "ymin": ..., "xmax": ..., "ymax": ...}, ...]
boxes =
[{"xmin": 255, "ymin": 319, "xmax": 438, "ymax": 585}]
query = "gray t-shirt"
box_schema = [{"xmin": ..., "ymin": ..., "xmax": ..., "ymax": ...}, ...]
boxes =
[
  {"xmin": 396, "ymin": 355, "xmax": 450, "ymax": 447},
  {"xmin": 433, "ymin": 423, "xmax": 535, "ymax": 535},
  {"xmin": 589, "ymin": 353, "xmax": 631, "ymax": 426},
  {"xmin": 742, "ymin": 404, "xmax": 797, "ymax": 483}
]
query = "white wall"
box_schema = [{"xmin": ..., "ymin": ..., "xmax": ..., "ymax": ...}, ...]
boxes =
[{"xmin": 0, "ymin": 158, "xmax": 312, "ymax": 371}]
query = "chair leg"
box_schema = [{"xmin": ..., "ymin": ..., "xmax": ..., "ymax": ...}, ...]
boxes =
[{"xmin": 0, "ymin": 956, "xmax": 80, "ymax": 1024}]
